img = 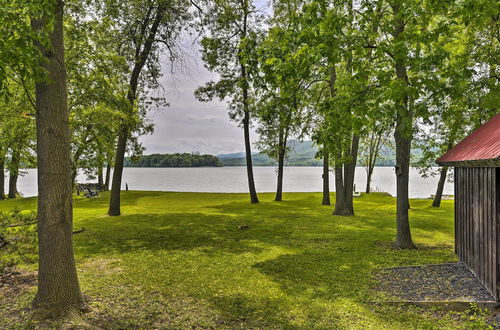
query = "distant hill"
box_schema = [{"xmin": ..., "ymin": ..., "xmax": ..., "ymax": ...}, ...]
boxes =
[
  {"xmin": 218, "ymin": 140, "xmax": 321, "ymax": 166},
  {"xmin": 218, "ymin": 140, "xmax": 423, "ymax": 167}
]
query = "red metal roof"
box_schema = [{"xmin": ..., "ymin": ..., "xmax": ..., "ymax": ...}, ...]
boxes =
[{"xmin": 437, "ymin": 113, "xmax": 500, "ymax": 166}]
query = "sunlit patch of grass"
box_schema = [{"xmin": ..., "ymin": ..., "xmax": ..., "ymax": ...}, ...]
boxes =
[{"xmin": 0, "ymin": 192, "xmax": 495, "ymax": 328}]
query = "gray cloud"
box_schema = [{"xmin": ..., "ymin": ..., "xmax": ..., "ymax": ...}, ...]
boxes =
[{"xmin": 139, "ymin": 1, "xmax": 268, "ymax": 155}]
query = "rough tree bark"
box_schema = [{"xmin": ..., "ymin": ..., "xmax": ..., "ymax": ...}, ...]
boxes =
[
  {"xmin": 32, "ymin": 0, "xmax": 85, "ymax": 319},
  {"xmin": 8, "ymin": 149, "xmax": 20, "ymax": 199},
  {"xmin": 322, "ymin": 150, "xmax": 330, "ymax": 205},
  {"xmin": 432, "ymin": 166, "xmax": 448, "ymax": 207},
  {"xmin": 108, "ymin": 3, "xmax": 166, "ymax": 216},
  {"xmin": 392, "ymin": 1, "xmax": 416, "ymax": 249}
]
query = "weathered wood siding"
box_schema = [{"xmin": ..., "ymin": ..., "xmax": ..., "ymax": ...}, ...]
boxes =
[{"xmin": 454, "ymin": 167, "xmax": 499, "ymax": 301}]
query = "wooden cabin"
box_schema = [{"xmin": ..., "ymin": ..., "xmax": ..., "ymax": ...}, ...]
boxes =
[{"xmin": 437, "ymin": 113, "xmax": 500, "ymax": 301}]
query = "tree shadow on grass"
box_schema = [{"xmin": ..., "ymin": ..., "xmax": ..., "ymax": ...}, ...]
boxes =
[
  {"xmin": 74, "ymin": 212, "xmax": 272, "ymax": 257},
  {"xmin": 205, "ymin": 293, "xmax": 301, "ymax": 329}
]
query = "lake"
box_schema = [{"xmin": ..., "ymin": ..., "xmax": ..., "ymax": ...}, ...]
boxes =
[{"xmin": 9, "ymin": 166, "xmax": 452, "ymax": 198}]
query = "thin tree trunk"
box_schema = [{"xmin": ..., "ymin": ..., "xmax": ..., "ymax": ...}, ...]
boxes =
[
  {"xmin": 240, "ymin": 2, "xmax": 258, "ymax": 204},
  {"xmin": 275, "ymin": 129, "xmax": 286, "ymax": 202},
  {"xmin": 8, "ymin": 150, "xmax": 20, "ymax": 199},
  {"xmin": 108, "ymin": 3, "xmax": 166, "ymax": 215},
  {"xmin": 243, "ymin": 111, "xmax": 259, "ymax": 204},
  {"xmin": 108, "ymin": 127, "xmax": 128, "ymax": 216},
  {"xmin": 0, "ymin": 151, "xmax": 5, "ymax": 200},
  {"xmin": 392, "ymin": 2, "xmax": 416, "ymax": 249},
  {"xmin": 98, "ymin": 164, "xmax": 104, "ymax": 186},
  {"xmin": 322, "ymin": 151, "xmax": 330, "ymax": 205},
  {"xmin": 365, "ymin": 131, "xmax": 382, "ymax": 194},
  {"xmin": 343, "ymin": 135, "xmax": 359, "ymax": 213},
  {"xmin": 432, "ymin": 166, "xmax": 448, "ymax": 207},
  {"xmin": 32, "ymin": 0, "xmax": 85, "ymax": 319},
  {"xmin": 366, "ymin": 167, "xmax": 374, "ymax": 194},
  {"xmin": 104, "ymin": 162, "xmax": 111, "ymax": 190},
  {"xmin": 71, "ymin": 169, "xmax": 78, "ymax": 187}
]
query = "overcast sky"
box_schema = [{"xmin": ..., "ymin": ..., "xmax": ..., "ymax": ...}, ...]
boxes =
[{"xmin": 140, "ymin": 0, "xmax": 269, "ymax": 156}]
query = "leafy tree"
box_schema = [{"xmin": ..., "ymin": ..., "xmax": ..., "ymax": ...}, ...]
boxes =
[
  {"xmin": 359, "ymin": 124, "xmax": 391, "ymax": 194},
  {"xmin": 0, "ymin": 79, "xmax": 36, "ymax": 199},
  {"xmin": 195, "ymin": 0, "xmax": 263, "ymax": 204},
  {"xmin": 31, "ymin": 0, "xmax": 85, "ymax": 319},
  {"xmin": 363, "ymin": 0, "xmax": 460, "ymax": 248},
  {"xmin": 301, "ymin": 0, "xmax": 381, "ymax": 215},
  {"xmin": 255, "ymin": 3, "xmax": 312, "ymax": 202},
  {"xmin": 88, "ymin": 0, "xmax": 191, "ymax": 216}
]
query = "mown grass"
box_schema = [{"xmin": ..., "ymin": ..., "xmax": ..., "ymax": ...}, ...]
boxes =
[{"xmin": 0, "ymin": 191, "xmax": 495, "ymax": 329}]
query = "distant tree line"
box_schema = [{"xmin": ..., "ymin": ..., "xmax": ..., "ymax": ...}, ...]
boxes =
[{"xmin": 124, "ymin": 153, "xmax": 223, "ymax": 168}]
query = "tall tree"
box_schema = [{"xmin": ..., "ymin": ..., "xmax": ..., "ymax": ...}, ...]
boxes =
[
  {"xmin": 255, "ymin": 8, "xmax": 311, "ymax": 202},
  {"xmin": 102, "ymin": 0, "xmax": 189, "ymax": 215},
  {"xmin": 195, "ymin": 0, "xmax": 264, "ymax": 204},
  {"xmin": 366, "ymin": 0, "xmax": 455, "ymax": 248},
  {"xmin": 31, "ymin": 0, "xmax": 85, "ymax": 319},
  {"xmin": 304, "ymin": 0, "xmax": 375, "ymax": 216},
  {"xmin": 64, "ymin": 6, "xmax": 129, "ymax": 188},
  {"xmin": 1, "ymin": 0, "xmax": 85, "ymax": 319}
]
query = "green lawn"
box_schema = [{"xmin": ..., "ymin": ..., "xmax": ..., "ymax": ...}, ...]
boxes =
[{"xmin": 0, "ymin": 192, "xmax": 494, "ymax": 329}]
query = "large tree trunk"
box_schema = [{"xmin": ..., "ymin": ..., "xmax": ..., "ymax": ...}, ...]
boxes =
[
  {"xmin": 432, "ymin": 166, "xmax": 448, "ymax": 207},
  {"xmin": 108, "ymin": 127, "xmax": 128, "ymax": 216},
  {"xmin": 333, "ymin": 135, "xmax": 359, "ymax": 216},
  {"xmin": 394, "ymin": 126, "xmax": 415, "ymax": 248},
  {"xmin": 275, "ymin": 129, "xmax": 286, "ymax": 202},
  {"xmin": 392, "ymin": 2, "xmax": 416, "ymax": 249},
  {"xmin": 32, "ymin": 0, "xmax": 85, "ymax": 319},
  {"xmin": 8, "ymin": 150, "xmax": 20, "ymax": 199},
  {"xmin": 104, "ymin": 162, "xmax": 111, "ymax": 190},
  {"xmin": 0, "ymin": 151, "xmax": 5, "ymax": 200},
  {"xmin": 322, "ymin": 151, "xmax": 330, "ymax": 205}
]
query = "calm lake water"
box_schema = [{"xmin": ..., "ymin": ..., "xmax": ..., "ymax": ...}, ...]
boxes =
[{"xmin": 10, "ymin": 166, "xmax": 452, "ymax": 198}]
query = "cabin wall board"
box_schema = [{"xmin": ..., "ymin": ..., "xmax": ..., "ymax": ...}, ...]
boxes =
[{"xmin": 455, "ymin": 167, "xmax": 498, "ymax": 301}]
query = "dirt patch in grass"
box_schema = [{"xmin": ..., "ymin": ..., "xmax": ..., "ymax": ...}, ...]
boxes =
[
  {"xmin": 374, "ymin": 263, "xmax": 495, "ymax": 302},
  {"xmin": 82, "ymin": 289, "xmax": 229, "ymax": 329},
  {"xmin": 0, "ymin": 269, "xmax": 37, "ymax": 326},
  {"xmin": 81, "ymin": 258, "xmax": 123, "ymax": 276},
  {"xmin": 0, "ymin": 269, "xmax": 37, "ymax": 298}
]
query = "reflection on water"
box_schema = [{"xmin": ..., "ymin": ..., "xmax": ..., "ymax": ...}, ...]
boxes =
[{"xmin": 10, "ymin": 166, "xmax": 452, "ymax": 198}]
